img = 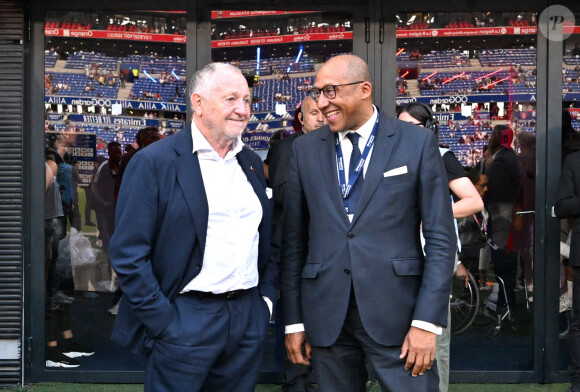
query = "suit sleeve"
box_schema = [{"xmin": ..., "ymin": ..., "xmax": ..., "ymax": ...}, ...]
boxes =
[
  {"xmin": 250, "ymin": 152, "xmax": 278, "ymax": 306},
  {"xmin": 109, "ymin": 150, "xmax": 175, "ymax": 338},
  {"xmin": 280, "ymin": 140, "xmax": 310, "ymax": 326},
  {"xmin": 555, "ymin": 155, "xmax": 580, "ymax": 219},
  {"xmin": 415, "ymin": 131, "xmax": 457, "ymax": 327}
]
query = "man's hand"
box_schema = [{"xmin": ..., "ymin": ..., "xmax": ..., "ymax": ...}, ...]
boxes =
[
  {"xmin": 285, "ymin": 331, "xmax": 311, "ymax": 366},
  {"xmin": 455, "ymin": 263, "xmax": 469, "ymax": 288},
  {"xmin": 399, "ymin": 326, "xmax": 436, "ymax": 376}
]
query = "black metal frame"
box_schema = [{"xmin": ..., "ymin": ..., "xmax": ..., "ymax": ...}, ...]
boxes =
[{"xmin": 21, "ymin": 0, "xmax": 577, "ymax": 385}]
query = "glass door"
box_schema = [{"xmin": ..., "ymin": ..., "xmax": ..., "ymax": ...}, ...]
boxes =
[{"xmin": 393, "ymin": 10, "xmax": 538, "ymax": 373}]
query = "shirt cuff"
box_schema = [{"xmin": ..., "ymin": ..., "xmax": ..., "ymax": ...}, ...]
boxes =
[
  {"xmin": 262, "ymin": 296, "xmax": 273, "ymax": 318},
  {"xmin": 411, "ymin": 320, "xmax": 443, "ymax": 335},
  {"xmin": 285, "ymin": 323, "xmax": 305, "ymax": 334}
]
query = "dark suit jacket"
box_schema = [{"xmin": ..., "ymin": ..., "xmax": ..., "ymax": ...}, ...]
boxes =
[
  {"xmin": 267, "ymin": 131, "xmax": 303, "ymax": 250},
  {"xmin": 555, "ymin": 150, "xmax": 580, "ymax": 267},
  {"xmin": 109, "ymin": 129, "xmax": 277, "ymax": 354},
  {"xmin": 280, "ymin": 113, "xmax": 456, "ymax": 347}
]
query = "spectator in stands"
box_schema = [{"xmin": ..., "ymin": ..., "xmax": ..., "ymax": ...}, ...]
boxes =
[
  {"xmin": 114, "ymin": 127, "xmax": 161, "ymax": 201},
  {"xmin": 92, "ymin": 141, "xmax": 122, "ymax": 255},
  {"xmin": 480, "ymin": 125, "xmax": 523, "ymax": 307},
  {"xmin": 398, "ymin": 102, "xmax": 483, "ymax": 392},
  {"xmin": 513, "ymin": 131, "xmax": 535, "ymax": 295}
]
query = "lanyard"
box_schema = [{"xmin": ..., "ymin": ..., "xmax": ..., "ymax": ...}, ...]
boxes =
[
  {"xmin": 473, "ymin": 212, "xmax": 487, "ymax": 232},
  {"xmin": 336, "ymin": 117, "xmax": 378, "ymax": 201}
]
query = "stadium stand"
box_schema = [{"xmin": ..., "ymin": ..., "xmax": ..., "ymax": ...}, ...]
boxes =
[{"xmin": 477, "ymin": 48, "xmax": 536, "ymax": 67}]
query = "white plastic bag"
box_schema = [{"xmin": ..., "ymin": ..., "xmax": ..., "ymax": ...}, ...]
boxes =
[{"xmin": 68, "ymin": 227, "xmax": 98, "ymax": 267}]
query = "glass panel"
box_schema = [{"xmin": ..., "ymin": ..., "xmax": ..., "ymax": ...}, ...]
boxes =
[
  {"xmin": 210, "ymin": 9, "xmax": 354, "ymax": 378},
  {"xmin": 211, "ymin": 10, "xmax": 353, "ymax": 158},
  {"xmin": 395, "ymin": 11, "xmax": 537, "ymax": 372},
  {"xmin": 558, "ymin": 13, "xmax": 580, "ymax": 372},
  {"xmin": 44, "ymin": 10, "xmax": 186, "ymax": 370}
]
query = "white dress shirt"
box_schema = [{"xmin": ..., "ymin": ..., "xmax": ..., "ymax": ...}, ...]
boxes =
[
  {"xmin": 181, "ymin": 122, "xmax": 262, "ymax": 295},
  {"xmin": 286, "ymin": 106, "xmax": 441, "ymax": 335}
]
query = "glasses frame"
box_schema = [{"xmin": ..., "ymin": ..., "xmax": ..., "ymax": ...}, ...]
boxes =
[{"xmin": 309, "ymin": 81, "xmax": 365, "ymax": 102}]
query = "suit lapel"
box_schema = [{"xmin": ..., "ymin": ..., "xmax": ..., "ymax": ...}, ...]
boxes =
[
  {"xmin": 318, "ymin": 127, "xmax": 351, "ymax": 226},
  {"xmin": 173, "ymin": 131, "xmax": 209, "ymax": 252},
  {"xmin": 350, "ymin": 114, "xmax": 396, "ymax": 227}
]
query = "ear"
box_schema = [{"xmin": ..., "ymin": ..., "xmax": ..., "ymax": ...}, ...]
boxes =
[
  {"xmin": 298, "ymin": 112, "xmax": 304, "ymax": 125},
  {"xmin": 191, "ymin": 93, "xmax": 203, "ymax": 115},
  {"xmin": 359, "ymin": 81, "xmax": 373, "ymax": 100}
]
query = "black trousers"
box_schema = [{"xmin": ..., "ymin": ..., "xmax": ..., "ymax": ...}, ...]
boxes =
[
  {"xmin": 570, "ymin": 267, "xmax": 580, "ymax": 386},
  {"xmin": 310, "ymin": 290, "xmax": 439, "ymax": 392}
]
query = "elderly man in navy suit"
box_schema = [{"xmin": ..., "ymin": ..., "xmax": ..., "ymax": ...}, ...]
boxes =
[
  {"xmin": 109, "ymin": 63, "xmax": 277, "ymax": 392},
  {"xmin": 281, "ymin": 54, "xmax": 456, "ymax": 391}
]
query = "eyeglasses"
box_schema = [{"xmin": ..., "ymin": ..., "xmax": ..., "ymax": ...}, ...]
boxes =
[{"xmin": 309, "ymin": 81, "xmax": 365, "ymax": 102}]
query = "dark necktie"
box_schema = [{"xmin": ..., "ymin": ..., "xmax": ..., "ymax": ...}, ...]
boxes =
[{"xmin": 346, "ymin": 132, "xmax": 364, "ymax": 214}]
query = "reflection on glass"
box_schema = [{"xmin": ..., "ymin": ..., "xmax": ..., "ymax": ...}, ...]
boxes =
[
  {"xmin": 395, "ymin": 11, "xmax": 537, "ymax": 374},
  {"xmin": 44, "ymin": 10, "xmax": 185, "ymax": 370},
  {"xmin": 211, "ymin": 11, "xmax": 352, "ymax": 153}
]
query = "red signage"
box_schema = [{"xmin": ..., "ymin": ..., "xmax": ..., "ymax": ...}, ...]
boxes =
[
  {"xmin": 211, "ymin": 31, "xmax": 353, "ymax": 48},
  {"xmin": 211, "ymin": 10, "xmax": 314, "ymax": 19},
  {"xmin": 44, "ymin": 28, "xmax": 187, "ymax": 43},
  {"xmin": 396, "ymin": 26, "xmax": 538, "ymax": 38}
]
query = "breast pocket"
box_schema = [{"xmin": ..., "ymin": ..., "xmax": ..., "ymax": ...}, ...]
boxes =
[{"xmin": 381, "ymin": 172, "xmax": 413, "ymax": 186}]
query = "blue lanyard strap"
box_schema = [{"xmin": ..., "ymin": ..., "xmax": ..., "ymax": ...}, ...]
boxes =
[{"xmin": 336, "ymin": 117, "xmax": 378, "ymax": 201}]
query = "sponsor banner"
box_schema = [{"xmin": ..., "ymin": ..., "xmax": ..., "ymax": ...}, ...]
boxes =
[
  {"xmin": 47, "ymin": 113, "xmax": 63, "ymax": 121},
  {"xmin": 569, "ymin": 109, "xmax": 580, "ymax": 119},
  {"xmin": 563, "ymin": 93, "xmax": 580, "ymax": 102},
  {"xmin": 44, "ymin": 28, "xmax": 187, "ymax": 43},
  {"xmin": 514, "ymin": 110, "xmax": 536, "ymax": 120},
  {"xmin": 67, "ymin": 114, "xmax": 160, "ymax": 128},
  {"xmin": 46, "ymin": 132, "xmax": 96, "ymax": 185},
  {"xmin": 166, "ymin": 120, "xmax": 184, "ymax": 130},
  {"xmin": 476, "ymin": 111, "xmax": 491, "ymax": 120},
  {"xmin": 211, "ymin": 31, "xmax": 352, "ymax": 48},
  {"xmin": 242, "ymin": 131, "xmax": 272, "ymax": 150},
  {"xmin": 396, "ymin": 26, "xmax": 537, "ymax": 38},
  {"xmin": 396, "ymin": 93, "xmax": 539, "ymax": 106},
  {"xmin": 431, "ymin": 111, "xmax": 491, "ymax": 123},
  {"xmin": 211, "ymin": 10, "xmax": 313, "ymax": 19},
  {"xmin": 45, "ymin": 96, "xmax": 187, "ymax": 113}
]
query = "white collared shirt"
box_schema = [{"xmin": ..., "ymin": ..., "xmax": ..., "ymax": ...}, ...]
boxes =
[
  {"xmin": 336, "ymin": 106, "xmax": 378, "ymax": 222},
  {"xmin": 181, "ymin": 122, "xmax": 262, "ymax": 294}
]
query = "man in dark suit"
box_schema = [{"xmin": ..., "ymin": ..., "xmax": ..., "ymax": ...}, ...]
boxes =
[
  {"xmin": 555, "ymin": 150, "xmax": 580, "ymax": 392},
  {"xmin": 281, "ymin": 54, "xmax": 456, "ymax": 391},
  {"xmin": 109, "ymin": 63, "xmax": 277, "ymax": 392},
  {"xmin": 267, "ymin": 96, "xmax": 326, "ymax": 392}
]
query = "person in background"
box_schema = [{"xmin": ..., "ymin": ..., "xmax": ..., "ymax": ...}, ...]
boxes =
[
  {"xmin": 555, "ymin": 149, "xmax": 580, "ymax": 392},
  {"xmin": 398, "ymin": 102, "xmax": 483, "ymax": 392}
]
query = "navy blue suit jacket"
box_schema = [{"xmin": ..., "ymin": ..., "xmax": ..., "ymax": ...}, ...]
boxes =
[
  {"xmin": 281, "ymin": 113, "xmax": 456, "ymax": 347},
  {"xmin": 109, "ymin": 129, "xmax": 277, "ymax": 354}
]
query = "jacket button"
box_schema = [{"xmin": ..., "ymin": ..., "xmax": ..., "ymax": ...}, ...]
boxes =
[
  {"xmin": 196, "ymin": 264, "xmax": 202, "ymax": 270},
  {"xmin": 344, "ymin": 269, "xmax": 351, "ymax": 275},
  {"xmin": 347, "ymin": 232, "xmax": 355, "ymax": 238}
]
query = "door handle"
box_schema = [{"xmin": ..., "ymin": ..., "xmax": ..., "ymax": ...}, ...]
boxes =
[{"xmin": 515, "ymin": 211, "xmax": 535, "ymax": 215}]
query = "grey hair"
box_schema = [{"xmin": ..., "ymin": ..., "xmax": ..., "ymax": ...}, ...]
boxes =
[{"xmin": 188, "ymin": 62, "xmax": 244, "ymax": 104}]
